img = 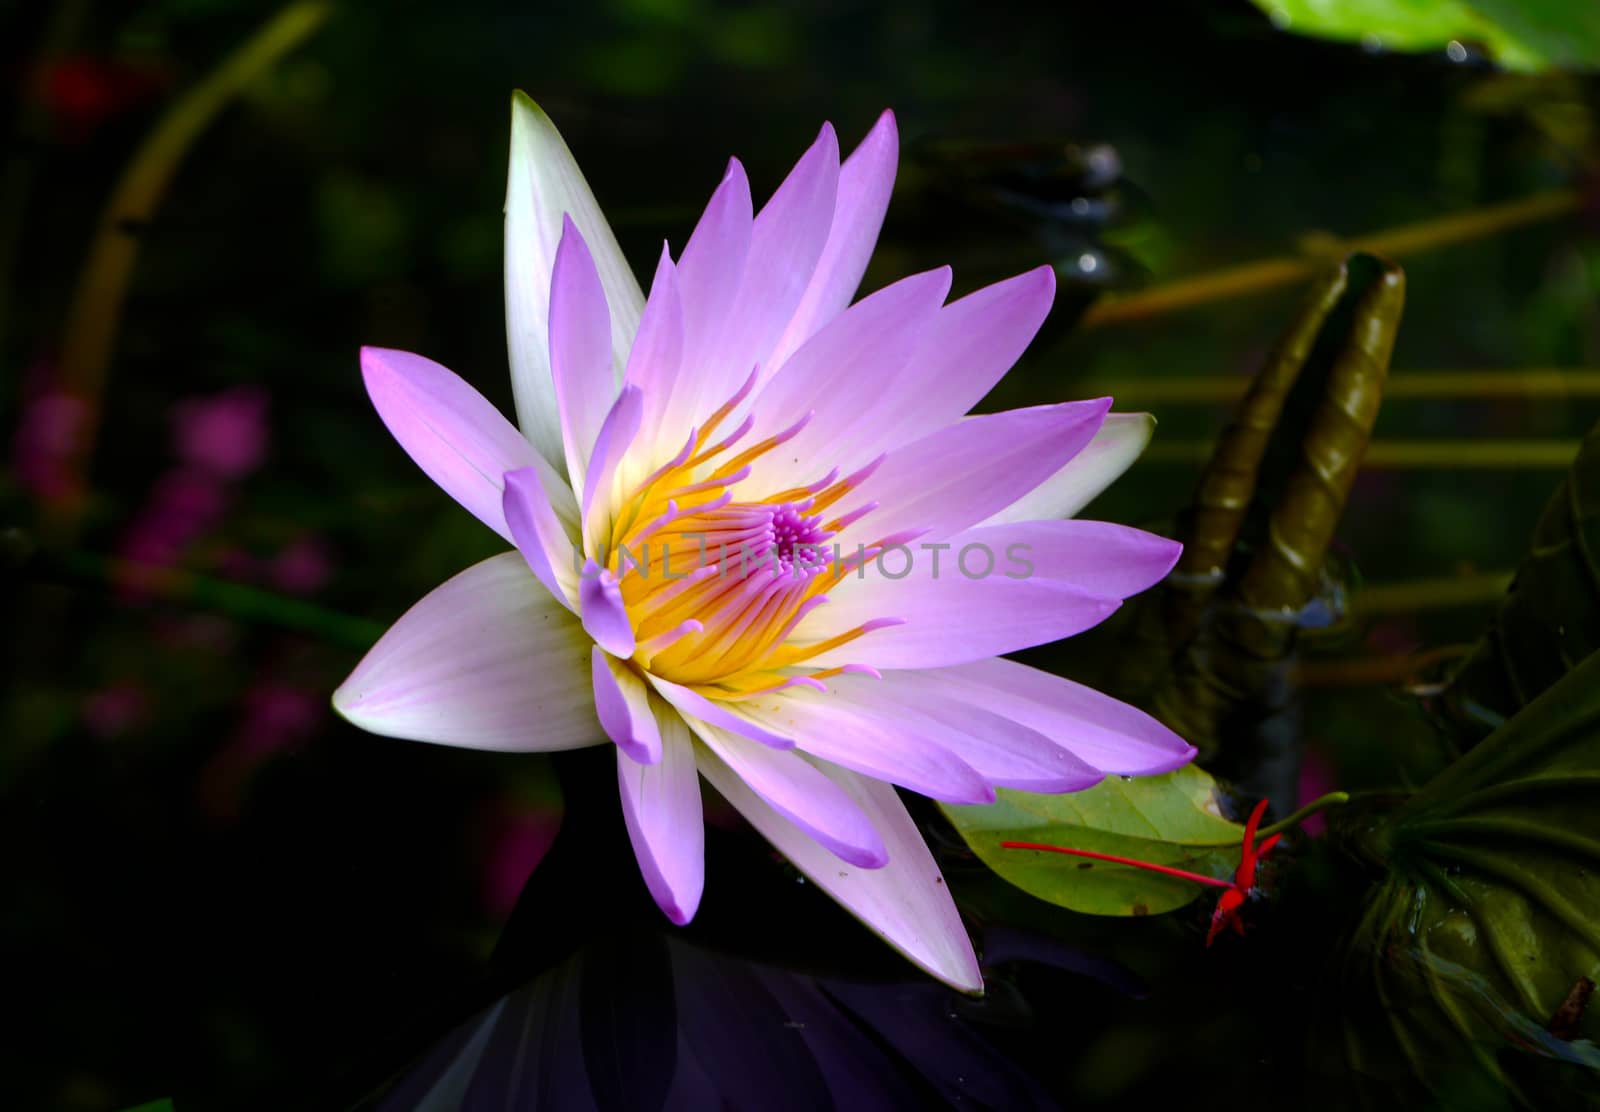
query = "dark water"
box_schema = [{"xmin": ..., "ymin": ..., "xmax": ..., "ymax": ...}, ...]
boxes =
[{"xmin": 4, "ymin": 1, "xmax": 1597, "ymax": 1108}]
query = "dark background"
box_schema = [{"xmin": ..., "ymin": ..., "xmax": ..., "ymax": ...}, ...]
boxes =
[{"xmin": 3, "ymin": 0, "xmax": 1596, "ymax": 1107}]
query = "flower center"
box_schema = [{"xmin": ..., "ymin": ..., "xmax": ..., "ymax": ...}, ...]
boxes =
[{"xmin": 598, "ymin": 372, "xmax": 898, "ymax": 698}]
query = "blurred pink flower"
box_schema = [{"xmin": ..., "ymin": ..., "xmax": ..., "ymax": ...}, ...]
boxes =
[
  {"xmin": 83, "ymin": 683, "xmax": 150, "ymax": 739},
  {"xmin": 270, "ymin": 534, "xmax": 335, "ymax": 595},
  {"xmin": 1295, "ymin": 749, "xmax": 1338, "ymax": 838},
  {"xmin": 481, "ymin": 804, "xmax": 563, "ymax": 920},
  {"xmin": 172, "ymin": 386, "xmax": 270, "ymax": 479},
  {"xmin": 11, "ymin": 378, "xmax": 86, "ymax": 501}
]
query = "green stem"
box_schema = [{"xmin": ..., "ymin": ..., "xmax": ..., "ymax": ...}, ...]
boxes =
[
  {"xmin": 52, "ymin": 550, "xmax": 383, "ymax": 651},
  {"xmin": 1179, "ymin": 791, "xmax": 1352, "ymax": 846}
]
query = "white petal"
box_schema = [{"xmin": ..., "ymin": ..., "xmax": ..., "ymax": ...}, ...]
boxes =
[
  {"xmin": 504, "ymin": 93, "xmax": 643, "ymax": 471},
  {"xmin": 697, "ymin": 748, "xmax": 983, "ymax": 993},
  {"xmin": 333, "ymin": 552, "xmax": 602, "ymax": 752},
  {"xmin": 980, "ymin": 412, "xmax": 1155, "ymax": 525}
]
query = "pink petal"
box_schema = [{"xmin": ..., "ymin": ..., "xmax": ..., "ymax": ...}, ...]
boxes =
[
  {"xmin": 797, "ymin": 575, "xmax": 1120, "ymax": 671},
  {"xmin": 621, "ymin": 247, "xmax": 688, "ymax": 477},
  {"xmin": 333, "ymin": 552, "xmax": 601, "ymax": 752},
  {"xmin": 743, "ymin": 268, "xmax": 952, "ymax": 494},
  {"xmin": 840, "ymin": 399, "xmax": 1112, "ymax": 546},
  {"xmin": 697, "ymin": 749, "xmax": 982, "ymax": 993},
  {"xmin": 646, "ymin": 674, "xmax": 794, "ymax": 749},
  {"xmin": 740, "ymin": 686, "xmax": 995, "ymax": 804},
  {"xmin": 579, "ymin": 561, "xmax": 635, "ymax": 658},
  {"xmin": 689, "ymin": 720, "xmax": 888, "ymax": 868},
  {"xmin": 875, "ymin": 265, "xmax": 1057, "ymax": 447},
  {"xmin": 656, "ymin": 161, "xmax": 754, "ymax": 442},
  {"xmin": 826, "ymin": 671, "xmax": 1105, "ymax": 793},
  {"xmin": 618, "ymin": 710, "xmax": 705, "ymax": 924},
  {"xmin": 926, "ymin": 657, "xmax": 1197, "ymax": 776},
  {"xmin": 580, "ymin": 384, "xmax": 643, "ymax": 538},
  {"xmin": 950, "ymin": 519, "xmax": 1182, "ymax": 598},
  {"xmin": 360, "ymin": 346, "xmax": 543, "ymax": 544},
  {"xmin": 766, "ymin": 110, "xmax": 899, "ymax": 371},
  {"xmin": 686, "ymin": 124, "xmax": 840, "ymax": 427},
  {"xmin": 503, "ymin": 467, "xmax": 578, "ymax": 609},
  {"xmin": 549, "ymin": 216, "xmax": 616, "ymax": 495},
  {"xmin": 591, "ymin": 647, "xmax": 662, "ymax": 764},
  {"xmin": 982, "ymin": 412, "xmax": 1156, "ymax": 525},
  {"xmin": 505, "ymin": 94, "xmax": 641, "ymax": 470}
]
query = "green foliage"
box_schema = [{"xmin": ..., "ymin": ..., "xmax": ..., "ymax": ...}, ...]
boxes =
[
  {"xmin": 1250, "ymin": 0, "xmax": 1600, "ymax": 72},
  {"xmin": 1337, "ymin": 650, "xmax": 1600, "ymax": 1097},
  {"xmin": 939, "ymin": 765, "xmax": 1245, "ymax": 916},
  {"xmin": 1442, "ymin": 422, "xmax": 1600, "ymax": 744}
]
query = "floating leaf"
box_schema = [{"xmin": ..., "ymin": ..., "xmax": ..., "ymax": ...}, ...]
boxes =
[
  {"xmin": 939, "ymin": 765, "xmax": 1245, "ymax": 916},
  {"xmin": 1336, "ymin": 649, "xmax": 1600, "ymax": 1098},
  {"xmin": 1442, "ymin": 420, "xmax": 1600, "ymax": 745},
  {"xmin": 1250, "ymin": 0, "xmax": 1600, "ymax": 73}
]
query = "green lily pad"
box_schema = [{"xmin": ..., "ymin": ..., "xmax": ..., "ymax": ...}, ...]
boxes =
[
  {"xmin": 1250, "ymin": 0, "xmax": 1600, "ymax": 73},
  {"xmin": 940, "ymin": 764, "xmax": 1246, "ymax": 916},
  {"xmin": 1337, "ymin": 649, "xmax": 1600, "ymax": 1097}
]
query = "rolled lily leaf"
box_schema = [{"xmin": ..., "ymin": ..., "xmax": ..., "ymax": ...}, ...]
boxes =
[
  {"xmin": 1126, "ymin": 254, "xmax": 1404, "ymax": 788},
  {"xmin": 1336, "ymin": 650, "xmax": 1600, "ymax": 1099},
  {"xmin": 939, "ymin": 765, "xmax": 1246, "ymax": 916},
  {"xmin": 1440, "ymin": 420, "xmax": 1600, "ymax": 746}
]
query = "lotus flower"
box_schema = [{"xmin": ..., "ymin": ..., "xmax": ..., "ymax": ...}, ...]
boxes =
[{"xmin": 334, "ymin": 94, "xmax": 1195, "ymax": 991}]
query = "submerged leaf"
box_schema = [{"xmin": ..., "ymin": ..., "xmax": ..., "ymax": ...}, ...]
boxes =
[
  {"xmin": 1337, "ymin": 650, "xmax": 1600, "ymax": 1098},
  {"xmin": 939, "ymin": 766, "xmax": 1246, "ymax": 916}
]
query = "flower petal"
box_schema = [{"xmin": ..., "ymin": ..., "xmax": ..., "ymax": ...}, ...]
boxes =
[
  {"xmin": 796, "ymin": 575, "xmax": 1120, "ymax": 671},
  {"xmin": 646, "ymin": 674, "xmax": 794, "ymax": 750},
  {"xmin": 581, "ymin": 383, "xmax": 643, "ymax": 544},
  {"xmin": 505, "ymin": 93, "xmax": 643, "ymax": 470},
  {"xmin": 333, "ymin": 552, "xmax": 601, "ymax": 751},
  {"xmin": 924, "ymin": 657, "xmax": 1197, "ymax": 776},
  {"xmin": 580, "ymin": 561, "xmax": 635, "ymax": 658},
  {"xmin": 688, "ymin": 720, "xmax": 887, "ymax": 869},
  {"xmin": 549, "ymin": 215, "xmax": 616, "ymax": 497},
  {"xmin": 766, "ymin": 109, "xmax": 899, "ymax": 371},
  {"xmin": 680, "ymin": 124, "xmax": 840, "ymax": 430},
  {"xmin": 839, "ymin": 399, "xmax": 1112, "ymax": 546},
  {"xmin": 697, "ymin": 749, "xmax": 983, "ymax": 993},
  {"xmin": 875, "ymin": 265, "xmax": 1057, "ymax": 447},
  {"xmin": 360, "ymin": 346, "xmax": 545, "ymax": 545},
  {"xmin": 657, "ymin": 160, "xmax": 753, "ymax": 443},
  {"xmin": 743, "ymin": 268, "xmax": 952, "ymax": 494},
  {"xmin": 740, "ymin": 685, "xmax": 995, "ymax": 804},
  {"xmin": 592, "ymin": 647, "xmax": 662, "ymax": 764},
  {"xmin": 503, "ymin": 467, "xmax": 579, "ymax": 609},
  {"xmin": 981, "ymin": 412, "xmax": 1156, "ymax": 526},
  {"xmin": 949, "ymin": 519, "xmax": 1182, "ymax": 599},
  {"xmin": 618, "ymin": 708, "xmax": 704, "ymax": 924},
  {"xmin": 822, "ymin": 672, "xmax": 1105, "ymax": 794},
  {"xmin": 621, "ymin": 247, "xmax": 689, "ymax": 483}
]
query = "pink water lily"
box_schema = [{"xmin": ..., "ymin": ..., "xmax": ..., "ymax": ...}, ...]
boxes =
[{"xmin": 334, "ymin": 93, "xmax": 1195, "ymax": 992}]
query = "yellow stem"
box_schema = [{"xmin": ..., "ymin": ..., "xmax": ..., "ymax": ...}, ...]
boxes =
[
  {"xmin": 1082, "ymin": 369, "xmax": 1600, "ymax": 405},
  {"xmin": 1080, "ymin": 189, "xmax": 1579, "ymax": 329},
  {"xmin": 48, "ymin": 2, "xmax": 331, "ymax": 535},
  {"xmin": 1355, "ymin": 572, "xmax": 1514, "ymax": 617},
  {"xmin": 1142, "ymin": 439, "xmax": 1580, "ymax": 469}
]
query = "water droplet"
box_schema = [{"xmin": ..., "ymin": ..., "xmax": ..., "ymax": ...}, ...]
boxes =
[
  {"xmin": 1446, "ymin": 40, "xmax": 1468, "ymax": 63},
  {"xmin": 1360, "ymin": 33, "xmax": 1384, "ymax": 54},
  {"xmin": 1119, "ymin": 774, "xmax": 1134, "ymax": 782},
  {"xmin": 1076, "ymin": 251, "xmax": 1099, "ymax": 274}
]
